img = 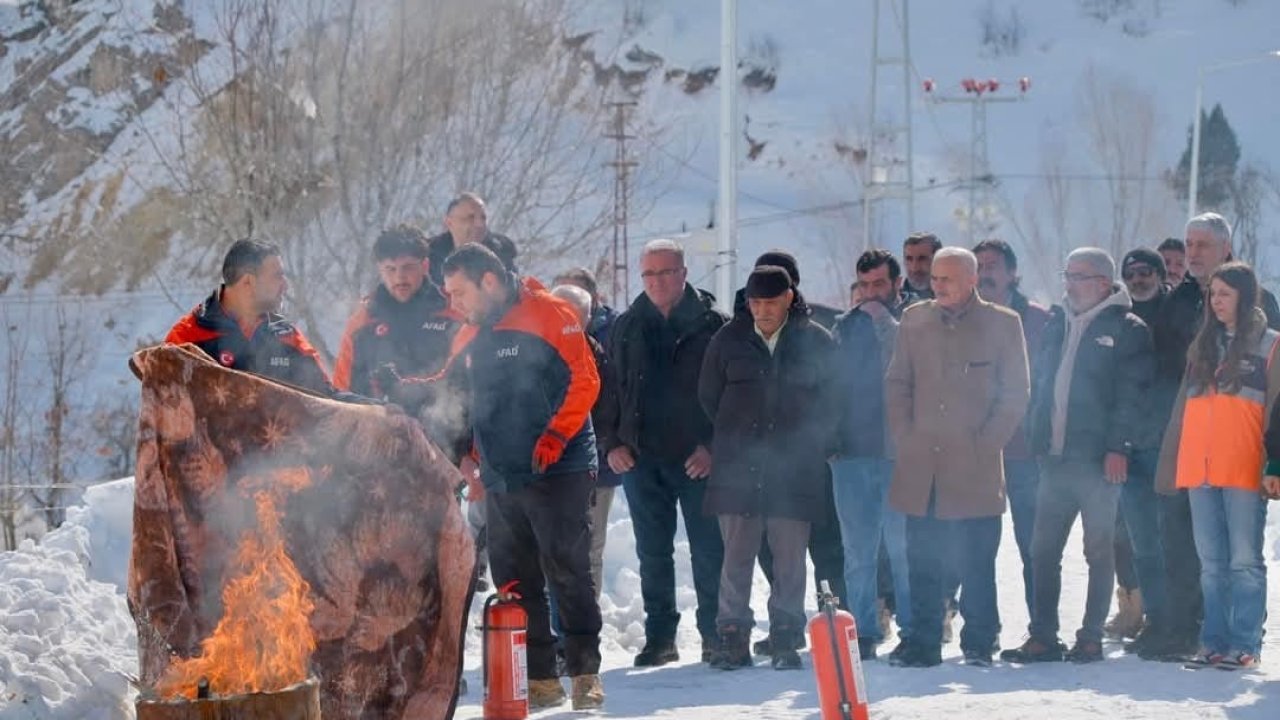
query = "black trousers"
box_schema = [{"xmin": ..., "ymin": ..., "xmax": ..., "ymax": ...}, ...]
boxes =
[
  {"xmin": 1159, "ymin": 490, "xmax": 1204, "ymax": 639},
  {"xmin": 486, "ymin": 471, "xmax": 602, "ymax": 679}
]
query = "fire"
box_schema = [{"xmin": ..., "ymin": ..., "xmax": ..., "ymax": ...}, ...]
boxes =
[{"xmin": 155, "ymin": 470, "xmax": 316, "ymax": 699}]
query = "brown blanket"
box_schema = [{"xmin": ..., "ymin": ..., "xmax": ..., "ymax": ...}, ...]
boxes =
[{"xmin": 127, "ymin": 343, "xmax": 474, "ymax": 719}]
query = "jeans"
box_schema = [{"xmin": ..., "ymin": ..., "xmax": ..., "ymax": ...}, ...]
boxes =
[
  {"xmin": 1120, "ymin": 449, "xmax": 1168, "ymax": 630},
  {"xmin": 486, "ymin": 471, "xmax": 602, "ymax": 679},
  {"xmin": 622, "ymin": 456, "xmax": 724, "ymax": 643},
  {"xmin": 1005, "ymin": 457, "xmax": 1041, "ymax": 618},
  {"xmin": 1160, "ymin": 491, "xmax": 1204, "ymax": 639},
  {"xmin": 1115, "ymin": 514, "xmax": 1138, "ymax": 591},
  {"xmin": 830, "ymin": 458, "xmax": 911, "ymax": 644},
  {"xmin": 1188, "ymin": 486, "xmax": 1269, "ymax": 656},
  {"xmin": 906, "ymin": 494, "xmax": 1002, "ymax": 654},
  {"xmin": 1030, "ymin": 458, "xmax": 1121, "ymax": 644}
]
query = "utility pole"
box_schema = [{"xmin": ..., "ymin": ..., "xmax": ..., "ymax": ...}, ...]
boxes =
[
  {"xmin": 923, "ymin": 75, "xmax": 1029, "ymax": 245},
  {"xmin": 863, "ymin": 0, "xmax": 915, "ymax": 252},
  {"xmin": 716, "ymin": 0, "xmax": 738, "ymax": 310},
  {"xmin": 604, "ymin": 100, "xmax": 638, "ymax": 307}
]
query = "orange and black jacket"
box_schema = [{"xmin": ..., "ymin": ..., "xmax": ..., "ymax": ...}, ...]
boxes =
[
  {"xmin": 165, "ymin": 289, "xmax": 334, "ymax": 396},
  {"xmin": 448, "ymin": 275, "xmax": 600, "ymax": 492},
  {"xmin": 333, "ymin": 282, "xmax": 461, "ymax": 399}
]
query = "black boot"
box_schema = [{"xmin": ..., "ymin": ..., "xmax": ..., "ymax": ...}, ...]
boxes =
[
  {"xmin": 711, "ymin": 625, "xmax": 753, "ymax": 670},
  {"xmin": 634, "ymin": 637, "xmax": 680, "ymax": 668},
  {"xmin": 769, "ymin": 628, "xmax": 802, "ymax": 670}
]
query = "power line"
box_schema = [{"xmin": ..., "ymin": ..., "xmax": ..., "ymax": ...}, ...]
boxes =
[{"xmin": 649, "ymin": 140, "xmax": 799, "ymax": 213}]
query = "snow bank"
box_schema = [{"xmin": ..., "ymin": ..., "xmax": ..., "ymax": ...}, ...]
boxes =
[
  {"xmin": 44, "ymin": 478, "xmax": 136, "ymax": 591},
  {"xmin": 0, "ymin": 528, "xmax": 137, "ymax": 720}
]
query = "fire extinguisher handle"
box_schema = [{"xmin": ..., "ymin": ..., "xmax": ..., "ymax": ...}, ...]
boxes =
[{"xmin": 497, "ymin": 580, "xmax": 522, "ymax": 601}]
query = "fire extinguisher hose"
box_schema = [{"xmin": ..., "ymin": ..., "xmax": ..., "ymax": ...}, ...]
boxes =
[{"xmin": 820, "ymin": 581, "xmax": 855, "ymax": 720}]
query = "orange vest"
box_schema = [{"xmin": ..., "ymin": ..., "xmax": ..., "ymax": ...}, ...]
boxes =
[{"xmin": 1175, "ymin": 329, "xmax": 1280, "ymax": 491}]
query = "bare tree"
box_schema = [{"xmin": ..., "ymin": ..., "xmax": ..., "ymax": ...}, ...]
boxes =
[
  {"xmin": 89, "ymin": 390, "xmax": 141, "ymax": 481},
  {"xmin": 25, "ymin": 302, "xmax": 92, "ymax": 529},
  {"xmin": 0, "ymin": 297, "xmax": 32, "ymax": 550},
  {"xmin": 1076, "ymin": 65, "xmax": 1158, "ymax": 260},
  {"xmin": 137, "ymin": 0, "xmax": 666, "ymax": 357},
  {"xmin": 1228, "ymin": 163, "xmax": 1275, "ymax": 274}
]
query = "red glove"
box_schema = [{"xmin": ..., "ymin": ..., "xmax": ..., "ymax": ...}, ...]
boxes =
[{"xmin": 532, "ymin": 432, "xmax": 567, "ymax": 473}]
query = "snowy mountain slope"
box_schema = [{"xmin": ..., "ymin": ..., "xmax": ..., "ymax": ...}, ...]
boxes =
[
  {"xmin": 602, "ymin": 0, "xmax": 1280, "ymax": 304},
  {"xmin": 6, "ymin": 1, "xmax": 1279, "ymax": 306}
]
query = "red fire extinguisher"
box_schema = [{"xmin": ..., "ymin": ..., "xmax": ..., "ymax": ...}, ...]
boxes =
[
  {"xmin": 807, "ymin": 580, "xmax": 870, "ymax": 720},
  {"xmin": 482, "ymin": 580, "xmax": 528, "ymax": 720}
]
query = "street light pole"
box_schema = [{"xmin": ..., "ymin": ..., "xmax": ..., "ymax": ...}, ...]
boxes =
[
  {"xmin": 1187, "ymin": 68, "xmax": 1204, "ymax": 223},
  {"xmin": 716, "ymin": 0, "xmax": 738, "ymax": 311},
  {"xmin": 1186, "ymin": 50, "xmax": 1280, "ymax": 222}
]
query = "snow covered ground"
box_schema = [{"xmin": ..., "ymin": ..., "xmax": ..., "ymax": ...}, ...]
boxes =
[
  {"xmin": 4, "ymin": 477, "xmax": 1280, "ymax": 719},
  {"xmin": 450, "ymin": 491, "xmax": 1280, "ymax": 719},
  {"xmin": 0, "ymin": 480, "xmax": 137, "ymax": 720}
]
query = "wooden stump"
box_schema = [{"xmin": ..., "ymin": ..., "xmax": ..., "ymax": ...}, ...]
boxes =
[{"xmin": 136, "ymin": 678, "xmax": 321, "ymax": 720}]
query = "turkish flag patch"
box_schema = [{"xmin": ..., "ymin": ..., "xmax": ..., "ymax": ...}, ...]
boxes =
[{"xmin": 218, "ymin": 351, "xmax": 235, "ymax": 366}]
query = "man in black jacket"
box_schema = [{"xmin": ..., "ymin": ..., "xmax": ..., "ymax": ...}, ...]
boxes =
[
  {"xmin": 333, "ymin": 226, "xmax": 462, "ymax": 430},
  {"xmin": 426, "ymin": 192, "xmax": 519, "ymax": 287},
  {"xmin": 1112, "ymin": 247, "xmax": 1173, "ymax": 653},
  {"xmin": 1003, "ymin": 248, "xmax": 1154, "ymax": 664},
  {"xmin": 699, "ymin": 266, "xmax": 838, "ymax": 671},
  {"xmin": 1142, "ymin": 212, "xmax": 1280, "ymax": 660},
  {"xmin": 600, "ymin": 239, "xmax": 727, "ymax": 667},
  {"xmin": 441, "ymin": 245, "xmax": 604, "ymax": 710},
  {"xmin": 830, "ymin": 249, "xmax": 912, "ymax": 661},
  {"xmin": 731, "ymin": 251, "xmax": 846, "ymax": 658}
]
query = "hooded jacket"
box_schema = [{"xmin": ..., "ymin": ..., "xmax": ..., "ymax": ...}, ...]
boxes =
[{"xmin": 1029, "ymin": 286, "xmax": 1155, "ymax": 461}]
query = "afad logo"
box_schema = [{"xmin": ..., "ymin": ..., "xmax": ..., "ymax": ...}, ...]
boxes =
[
  {"xmin": 218, "ymin": 350, "xmax": 236, "ymax": 367},
  {"xmin": 375, "ymin": 323, "xmax": 390, "ymax": 337}
]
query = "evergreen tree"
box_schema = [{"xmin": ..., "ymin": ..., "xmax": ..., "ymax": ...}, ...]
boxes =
[{"xmin": 1173, "ymin": 103, "xmax": 1241, "ymax": 210}]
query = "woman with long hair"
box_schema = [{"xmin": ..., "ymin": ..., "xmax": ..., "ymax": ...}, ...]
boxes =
[{"xmin": 1158, "ymin": 261, "xmax": 1280, "ymax": 669}]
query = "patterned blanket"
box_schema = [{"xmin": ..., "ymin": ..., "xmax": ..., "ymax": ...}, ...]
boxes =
[{"xmin": 128, "ymin": 343, "xmax": 474, "ymax": 719}]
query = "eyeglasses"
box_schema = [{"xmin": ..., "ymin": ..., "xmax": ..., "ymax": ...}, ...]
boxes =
[
  {"xmin": 1122, "ymin": 267, "xmax": 1155, "ymax": 281},
  {"xmin": 1061, "ymin": 272, "xmax": 1108, "ymax": 284},
  {"xmin": 640, "ymin": 268, "xmax": 682, "ymax": 280}
]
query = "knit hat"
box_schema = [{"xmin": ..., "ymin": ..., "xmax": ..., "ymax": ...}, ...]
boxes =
[
  {"xmin": 754, "ymin": 250, "xmax": 800, "ymax": 286},
  {"xmin": 1122, "ymin": 247, "xmax": 1167, "ymax": 279},
  {"xmin": 745, "ymin": 265, "xmax": 793, "ymax": 299}
]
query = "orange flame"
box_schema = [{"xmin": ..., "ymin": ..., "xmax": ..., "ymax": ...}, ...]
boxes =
[{"xmin": 155, "ymin": 471, "xmax": 316, "ymax": 699}]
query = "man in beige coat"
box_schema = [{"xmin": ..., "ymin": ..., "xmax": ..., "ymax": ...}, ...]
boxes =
[{"xmin": 885, "ymin": 246, "xmax": 1030, "ymax": 667}]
